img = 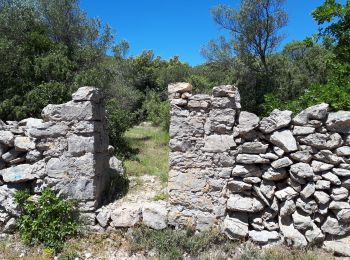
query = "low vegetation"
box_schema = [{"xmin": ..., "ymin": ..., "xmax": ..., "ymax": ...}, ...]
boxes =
[
  {"xmin": 124, "ymin": 124, "xmax": 170, "ymax": 184},
  {"xmin": 0, "ymin": 227, "xmax": 336, "ymax": 259},
  {"xmin": 14, "ymin": 188, "xmax": 80, "ymax": 253}
]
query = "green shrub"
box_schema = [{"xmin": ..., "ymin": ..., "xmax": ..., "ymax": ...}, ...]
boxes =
[
  {"xmin": 262, "ymin": 81, "xmax": 350, "ymax": 115},
  {"xmin": 143, "ymin": 91, "xmax": 170, "ymax": 131},
  {"xmin": 14, "ymin": 188, "xmax": 80, "ymax": 253}
]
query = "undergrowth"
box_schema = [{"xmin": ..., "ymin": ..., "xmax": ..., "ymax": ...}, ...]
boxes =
[{"xmin": 14, "ymin": 188, "xmax": 80, "ymax": 253}]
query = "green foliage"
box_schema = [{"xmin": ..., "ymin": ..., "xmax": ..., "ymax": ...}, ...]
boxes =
[
  {"xmin": 14, "ymin": 188, "xmax": 79, "ymax": 253},
  {"xmin": 152, "ymin": 192, "xmax": 169, "ymax": 201},
  {"xmin": 143, "ymin": 91, "xmax": 170, "ymax": 131},
  {"xmin": 106, "ymin": 99, "xmax": 139, "ymax": 158},
  {"xmin": 263, "ymin": 82, "xmax": 350, "ymax": 115},
  {"xmin": 129, "ymin": 226, "xmax": 237, "ymax": 260}
]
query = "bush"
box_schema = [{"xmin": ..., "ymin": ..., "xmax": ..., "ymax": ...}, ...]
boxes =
[
  {"xmin": 14, "ymin": 188, "xmax": 80, "ymax": 253},
  {"xmin": 262, "ymin": 81, "xmax": 350, "ymax": 115},
  {"xmin": 143, "ymin": 91, "xmax": 170, "ymax": 131}
]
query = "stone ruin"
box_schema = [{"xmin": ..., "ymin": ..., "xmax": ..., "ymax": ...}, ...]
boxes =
[
  {"xmin": 168, "ymin": 82, "xmax": 350, "ymax": 246},
  {"xmin": 0, "ymin": 87, "xmax": 123, "ymax": 233},
  {"xmin": 2, "ymin": 83, "xmax": 350, "ymax": 249}
]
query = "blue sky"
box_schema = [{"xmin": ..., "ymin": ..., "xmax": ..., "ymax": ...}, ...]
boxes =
[{"xmin": 81, "ymin": 0, "xmax": 329, "ymax": 66}]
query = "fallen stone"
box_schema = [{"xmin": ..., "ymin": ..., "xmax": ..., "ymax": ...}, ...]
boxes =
[
  {"xmin": 305, "ymin": 223, "xmax": 325, "ymax": 244},
  {"xmin": 142, "ymin": 202, "xmax": 168, "ymax": 230},
  {"xmin": 96, "ymin": 208, "xmax": 111, "ymax": 228},
  {"xmin": 110, "ymin": 203, "xmax": 141, "ymax": 227}
]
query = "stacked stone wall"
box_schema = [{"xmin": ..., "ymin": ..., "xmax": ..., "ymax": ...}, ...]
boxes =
[
  {"xmin": 168, "ymin": 82, "xmax": 350, "ymax": 246},
  {"xmin": 0, "ymin": 87, "xmax": 121, "ymax": 233}
]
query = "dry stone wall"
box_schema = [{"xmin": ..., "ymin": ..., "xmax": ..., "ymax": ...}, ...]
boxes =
[
  {"xmin": 0, "ymin": 87, "xmax": 122, "ymax": 233},
  {"xmin": 168, "ymin": 82, "xmax": 350, "ymax": 246}
]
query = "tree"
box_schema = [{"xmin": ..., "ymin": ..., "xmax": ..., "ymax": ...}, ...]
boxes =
[
  {"xmin": 210, "ymin": 0, "xmax": 287, "ymax": 75},
  {"xmin": 203, "ymin": 0, "xmax": 288, "ymax": 113}
]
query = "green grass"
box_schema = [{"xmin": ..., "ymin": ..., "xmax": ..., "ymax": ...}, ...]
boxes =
[{"xmin": 124, "ymin": 123, "xmax": 170, "ymax": 184}]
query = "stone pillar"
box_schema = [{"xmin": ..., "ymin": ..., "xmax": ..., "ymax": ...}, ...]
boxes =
[{"xmin": 167, "ymin": 83, "xmax": 240, "ymax": 231}]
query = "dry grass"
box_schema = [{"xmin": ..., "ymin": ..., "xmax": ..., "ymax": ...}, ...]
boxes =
[{"xmin": 124, "ymin": 124, "xmax": 169, "ymax": 184}]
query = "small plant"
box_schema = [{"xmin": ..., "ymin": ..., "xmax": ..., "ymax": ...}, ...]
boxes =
[
  {"xmin": 14, "ymin": 188, "xmax": 80, "ymax": 253},
  {"xmin": 153, "ymin": 192, "xmax": 169, "ymax": 201}
]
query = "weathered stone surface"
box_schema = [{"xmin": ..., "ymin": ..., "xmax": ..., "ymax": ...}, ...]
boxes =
[
  {"xmin": 315, "ymin": 180, "xmax": 331, "ymax": 190},
  {"xmin": 96, "ymin": 208, "xmax": 111, "ymax": 228},
  {"xmin": 72, "ymin": 86, "xmax": 102, "ymax": 103},
  {"xmin": 28, "ymin": 122, "xmax": 69, "ymax": 138},
  {"xmin": 232, "ymin": 165, "xmax": 262, "ymax": 177},
  {"xmin": 336, "ymin": 146, "xmax": 350, "ymax": 156},
  {"xmin": 293, "ymin": 103, "xmax": 329, "ymax": 125},
  {"xmin": 110, "ymin": 203, "xmax": 141, "ymax": 227},
  {"xmin": 227, "ymin": 180, "xmax": 252, "ymax": 192},
  {"xmin": 280, "ymin": 200, "xmax": 296, "ymax": 217},
  {"xmin": 0, "ymin": 164, "xmax": 37, "ymax": 183},
  {"xmin": 290, "ymin": 151, "xmax": 312, "ymax": 163},
  {"xmin": 202, "ymin": 135, "xmax": 236, "ymax": 152},
  {"xmin": 299, "ymin": 133, "xmax": 343, "ymax": 150},
  {"xmin": 323, "ymin": 240, "xmax": 350, "ymax": 257},
  {"xmin": 236, "ymin": 111, "xmax": 259, "ymax": 134},
  {"xmin": 292, "ymin": 211, "xmax": 313, "ymax": 230},
  {"xmin": 142, "ymin": 202, "xmax": 168, "ymax": 230},
  {"xmin": 236, "ymin": 154, "xmax": 269, "ymax": 164},
  {"xmin": 331, "ymin": 187, "xmax": 349, "ymax": 201},
  {"xmin": 262, "ymin": 167, "xmax": 288, "ymax": 181},
  {"xmin": 326, "ymin": 111, "xmax": 350, "ymax": 133},
  {"xmin": 322, "ymin": 172, "xmax": 341, "ymax": 185},
  {"xmin": 275, "ymin": 187, "xmax": 298, "ymax": 201},
  {"xmin": 2, "ymin": 148, "xmax": 21, "ymax": 162},
  {"xmin": 305, "ymin": 223, "xmax": 324, "ymax": 244},
  {"xmin": 0, "ymin": 131, "xmax": 14, "ymax": 146},
  {"xmin": 333, "ymin": 168, "xmax": 350, "ymax": 177},
  {"xmin": 292, "ymin": 126, "xmax": 315, "ymax": 135},
  {"xmin": 259, "ymin": 109, "xmax": 292, "ymax": 133},
  {"xmin": 290, "ymin": 163, "xmax": 314, "ymax": 179},
  {"xmin": 329, "ymin": 201, "xmax": 350, "ymax": 210},
  {"xmin": 14, "ymin": 136, "xmax": 35, "ymax": 151},
  {"xmin": 314, "ymin": 150, "xmax": 344, "ymax": 165},
  {"xmin": 321, "ymin": 216, "xmax": 347, "ymax": 236},
  {"xmin": 300, "ymin": 182, "xmax": 315, "ymax": 199},
  {"xmin": 336, "ymin": 209, "xmax": 350, "ymax": 223},
  {"xmin": 168, "ymin": 82, "xmax": 193, "ymax": 94},
  {"xmin": 241, "ymin": 142, "xmax": 268, "ymax": 154},
  {"xmin": 271, "ymin": 157, "xmax": 293, "ymax": 169},
  {"xmin": 249, "ymin": 230, "xmax": 279, "ymax": 244},
  {"xmin": 227, "ymin": 194, "xmax": 264, "ymax": 212},
  {"xmin": 270, "ymin": 130, "xmax": 298, "ymax": 153},
  {"xmin": 259, "ymin": 179, "xmax": 276, "ymax": 200},
  {"xmin": 314, "ymin": 191, "xmax": 330, "ymax": 204},
  {"xmin": 279, "ymin": 216, "xmax": 307, "ymax": 247},
  {"xmin": 296, "ymin": 198, "xmax": 318, "ymax": 214},
  {"xmin": 311, "ymin": 160, "xmax": 334, "ymax": 172},
  {"xmin": 223, "ymin": 214, "xmax": 248, "ymax": 239}
]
